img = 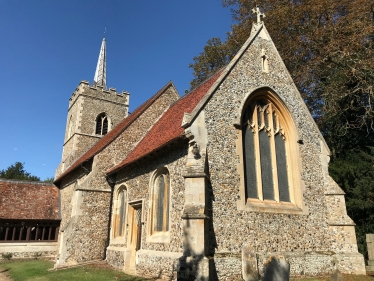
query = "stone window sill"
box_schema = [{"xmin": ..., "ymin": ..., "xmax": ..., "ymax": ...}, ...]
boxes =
[
  {"xmin": 147, "ymin": 231, "xmax": 170, "ymax": 244},
  {"xmin": 237, "ymin": 198, "xmax": 308, "ymax": 215},
  {"xmin": 110, "ymin": 236, "xmax": 126, "ymax": 245}
]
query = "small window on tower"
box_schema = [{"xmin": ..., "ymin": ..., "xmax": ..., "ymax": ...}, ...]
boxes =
[{"xmin": 95, "ymin": 113, "xmax": 109, "ymax": 135}]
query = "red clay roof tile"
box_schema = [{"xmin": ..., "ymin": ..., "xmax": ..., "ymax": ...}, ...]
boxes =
[
  {"xmin": 107, "ymin": 71, "xmax": 222, "ymax": 174},
  {"xmin": 54, "ymin": 81, "xmax": 176, "ymax": 184},
  {"xmin": 0, "ymin": 179, "xmax": 60, "ymax": 220}
]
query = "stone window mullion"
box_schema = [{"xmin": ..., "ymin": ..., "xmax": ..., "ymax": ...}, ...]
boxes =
[
  {"xmin": 253, "ymin": 106, "xmax": 263, "ymax": 201},
  {"xmin": 268, "ymin": 104, "xmax": 280, "ymax": 202}
]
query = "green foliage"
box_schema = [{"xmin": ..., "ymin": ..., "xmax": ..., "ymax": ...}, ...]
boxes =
[
  {"xmin": 189, "ymin": 38, "xmax": 234, "ymax": 89},
  {"xmin": 0, "ymin": 162, "xmax": 40, "ymax": 181},
  {"xmin": 1, "ymin": 253, "xmax": 12, "ymax": 260},
  {"xmin": 0, "ymin": 260, "xmax": 150, "ymax": 281},
  {"xmin": 329, "ymin": 147, "xmax": 374, "ymax": 260},
  {"xmin": 43, "ymin": 177, "xmax": 55, "ymax": 183}
]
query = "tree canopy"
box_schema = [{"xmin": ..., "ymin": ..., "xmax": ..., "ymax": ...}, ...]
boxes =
[{"xmin": 0, "ymin": 162, "xmax": 40, "ymax": 181}]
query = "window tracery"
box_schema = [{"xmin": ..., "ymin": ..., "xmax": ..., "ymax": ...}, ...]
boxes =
[
  {"xmin": 242, "ymin": 99, "xmax": 290, "ymax": 202},
  {"xmin": 95, "ymin": 113, "xmax": 108, "ymax": 135}
]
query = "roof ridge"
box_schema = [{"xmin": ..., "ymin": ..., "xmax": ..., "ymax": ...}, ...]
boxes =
[
  {"xmin": 189, "ymin": 66, "xmax": 227, "ymax": 93},
  {"xmin": 54, "ymin": 81, "xmax": 178, "ymax": 184},
  {"xmin": 0, "ymin": 178, "xmax": 55, "ymax": 185},
  {"xmin": 165, "ymin": 68, "xmax": 226, "ymax": 110},
  {"xmin": 117, "ymin": 104, "xmax": 173, "ymax": 168},
  {"xmin": 87, "ymin": 81, "xmax": 176, "ymax": 150},
  {"xmin": 181, "ymin": 25, "xmax": 263, "ymax": 129},
  {"xmin": 106, "ymin": 70, "xmax": 223, "ymax": 175}
]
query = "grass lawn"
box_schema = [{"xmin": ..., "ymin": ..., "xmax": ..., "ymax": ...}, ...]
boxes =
[
  {"xmin": 1, "ymin": 260, "xmax": 373, "ymax": 281},
  {"xmin": 0, "ymin": 260, "xmax": 150, "ymax": 281},
  {"xmin": 291, "ymin": 275, "xmax": 374, "ymax": 281}
]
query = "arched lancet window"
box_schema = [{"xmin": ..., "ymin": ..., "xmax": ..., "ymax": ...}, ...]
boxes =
[
  {"xmin": 150, "ymin": 168, "xmax": 170, "ymax": 234},
  {"xmin": 242, "ymin": 94, "xmax": 292, "ymax": 203},
  {"xmin": 95, "ymin": 113, "xmax": 108, "ymax": 135},
  {"xmin": 113, "ymin": 186, "xmax": 127, "ymax": 238}
]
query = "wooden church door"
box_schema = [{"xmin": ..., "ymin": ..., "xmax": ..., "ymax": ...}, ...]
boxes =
[{"xmin": 128, "ymin": 203, "xmax": 142, "ymax": 268}]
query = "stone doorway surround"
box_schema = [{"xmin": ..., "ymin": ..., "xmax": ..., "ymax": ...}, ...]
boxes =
[{"xmin": 124, "ymin": 199, "xmax": 144, "ymax": 272}]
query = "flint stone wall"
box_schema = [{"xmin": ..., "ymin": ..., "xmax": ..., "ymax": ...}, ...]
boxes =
[
  {"xmin": 136, "ymin": 250, "xmax": 179, "ymax": 280},
  {"xmin": 106, "ymin": 248, "xmax": 125, "ymax": 269},
  {"xmin": 111, "ymin": 143, "xmax": 188, "ymax": 271},
  {"xmin": 57, "ymin": 82, "xmax": 129, "ymax": 178},
  {"xmin": 115, "ymin": 143, "xmax": 188, "ymax": 251},
  {"xmin": 89, "ymin": 85, "xmax": 179, "ymax": 192},
  {"xmin": 56, "ymin": 84, "xmax": 179, "ymax": 266},
  {"xmin": 201, "ymin": 28, "xmax": 362, "ymax": 275}
]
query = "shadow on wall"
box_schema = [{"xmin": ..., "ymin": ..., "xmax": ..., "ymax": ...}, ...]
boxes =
[{"xmin": 177, "ymin": 156, "xmax": 219, "ymax": 280}]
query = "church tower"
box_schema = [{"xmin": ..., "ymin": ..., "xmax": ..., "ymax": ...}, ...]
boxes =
[{"xmin": 56, "ymin": 34, "xmax": 129, "ymax": 177}]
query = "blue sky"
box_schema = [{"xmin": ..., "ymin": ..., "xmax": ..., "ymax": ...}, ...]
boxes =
[{"xmin": 0, "ymin": 1, "xmax": 233, "ymax": 180}]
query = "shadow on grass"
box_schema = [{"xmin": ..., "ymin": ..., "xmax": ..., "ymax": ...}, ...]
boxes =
[{"xmin": 0, "ymin": 260, "xmax": 150, "ymax": 281}]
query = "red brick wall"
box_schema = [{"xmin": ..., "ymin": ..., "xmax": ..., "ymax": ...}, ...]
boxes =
[{"xmin": 0, "ymin": 179, "xmax": 60, "ymax": 220}]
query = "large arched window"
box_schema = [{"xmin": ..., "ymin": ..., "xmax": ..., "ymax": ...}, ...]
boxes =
[
  {"xmin": 243, "ymin": 98, "xmax": 290, "ymax": 202},
  {"xmin": 113, "ymin": 186, "xmax": 127, "ymax": 238},
  {"xmin": 238, "ymin": 90, "xmax": 306, "ymax": 214},
  {"xmin": 150, "ymin": 168, "xmax": 170, "ymax": 235},
  {"xmin": 95, "ymin": 113, "xmax": 108, "ymax": 135}
]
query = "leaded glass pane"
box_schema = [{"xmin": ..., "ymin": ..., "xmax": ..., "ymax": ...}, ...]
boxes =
[
  {"xmin": 164, "ymin": 175, "xmax": 169, "ymax": 231},
  {"xmin": 102, "ymin": 117, "xmax": 108, "ymax": 135},
  {"xmin": 259, "ymin": 130, "xmax": 274, "ymax": 200},
  {"xmin": 243, "ymin": 124, "xmax": 257, "ymax": 198},
  {"xmin": 275, "ymin": 134, "xmax": 290, "ymax": 202},
  {"xmin": 156, "ymin": 176, "xmax": 164, "ymax": 232},
  {"xmin": 273, "ymin": 113, "xmax": 278, "ymax": 132},
  {"xmin": 95, "ymin": 116, "xmax": 102, "ymax": 134},
  {"xmin": 264, "ymin": 107, "xmax": 269, "ymax": 127},
  {"xmin": 257, "ymin": 106, "xmax": 262, "ymax": 126},
  {"xmin": 118, "ymin": 191, "xmax": 126, "ymax": 236}
]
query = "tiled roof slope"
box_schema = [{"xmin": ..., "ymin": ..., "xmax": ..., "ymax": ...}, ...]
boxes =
[
  {"xmin": 0, "ymin": 179, "xmax": 60, "ymax": 220},
  {"xmin": 54, "ymin": 81, "xmax": 177, "ymax": 184},
  {"xmin": 107, "ymin": 71, "xmax": 222, "ymax": 175}
]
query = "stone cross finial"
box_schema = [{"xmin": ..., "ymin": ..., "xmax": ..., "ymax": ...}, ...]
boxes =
[{"xmin": 252, "ymin": 7, "xmax": 265, "ymax": 24}]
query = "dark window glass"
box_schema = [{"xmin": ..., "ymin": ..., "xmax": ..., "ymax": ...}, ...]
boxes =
[
  {"xmin": 243, "ymin": 123, "xmax": 257, "ymax": 199},
  {"xmin": 95, "ymin": 116, "xmax": 102, "ymax": 134},
  {"xmin": 259, "ymin": 130, "xmax": 274, "ymax": 200},
  {"xmin": 95, "ymin": 113, "xmax": 108, "ymax": 135},
  {"xmin": 156, "ymin": 176, "xmax": 164, "ymax": 232},
  {"xmin": 102, "ymin": 117, "xmax": 108, "ymax": 135},
  {"xmin": 275, "ymin": 134, "xmax": 290, "ymax": 202},
  {"xmin": 118, "ymin": 191, "xmax": 126, "ymax": 236}
]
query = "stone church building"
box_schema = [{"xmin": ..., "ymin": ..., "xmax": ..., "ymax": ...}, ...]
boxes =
[{"xmin": 53, "ymin": 16, "xmax": 366, "ymax": 280}]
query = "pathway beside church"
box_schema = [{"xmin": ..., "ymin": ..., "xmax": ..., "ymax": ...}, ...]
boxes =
[{"xmin": 0, "ymin": 267, "xmax": 12, "ymax": 281}]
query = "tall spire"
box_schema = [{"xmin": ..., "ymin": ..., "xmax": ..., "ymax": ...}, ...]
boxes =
[{"xmin": 93, "ymin": 31, "xmax": 106, "ymax": 88}]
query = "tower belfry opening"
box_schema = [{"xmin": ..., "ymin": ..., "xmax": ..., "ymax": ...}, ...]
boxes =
[{"xmin": 56, "ymin": 32, "xmax": 129, "ymax": 178}]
